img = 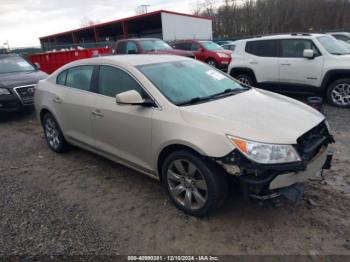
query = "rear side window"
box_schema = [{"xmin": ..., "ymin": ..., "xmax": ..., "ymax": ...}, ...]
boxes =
[
  {"xmin": 66, "ymin": 66, "xmax": 94, "ymax": 91},
  {"xmin": 245, "ymin": 40, "xmax": 278, "ymax": 57},
  {"xmin": 98, "ymin": 66, "xmax": 144, "ymax": 98},
  {"xmin": 56, "ymin": 70, "xmax": 67, "ymax": 85},
  {"xmin": 173, "ymin": 43, "xmax": 191, "ymax": 50},
  {"xmin": 116, "ymin": 41, "xmax": 127, "ymax": 54}
]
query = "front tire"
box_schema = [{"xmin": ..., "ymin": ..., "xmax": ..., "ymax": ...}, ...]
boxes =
[
  {"xmin": 206, "ymin": 58, "xmax": 217, "ymax": 68},
  {"xmin": 161, "ymin": 150, "xmax": 227, "ymax": 217},
  {"xmin": 326, "ymin": 78, "xmax": 350, "ymax": 108},
  {"xmin": 43, "ymin": 113, "xmax": 68, "ymax": 153}
]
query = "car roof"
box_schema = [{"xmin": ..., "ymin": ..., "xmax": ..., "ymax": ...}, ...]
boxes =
[
  {"xmin": 241, "ymin": 33, "xmax": 325, "ymax": 41},
  {"xmin": 73, "ymin": 54, "xmax": 191, "ymax": 67},
  {"xmin": 329, "ymin": 32, "xmax": 350, "ymax": 35},
  {"xmin": 173, "ymin": 40, "xmax": 198, "ymax": 43}
]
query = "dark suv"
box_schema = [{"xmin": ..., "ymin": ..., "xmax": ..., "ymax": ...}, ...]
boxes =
[
  {"xmin": 0, "ymin": 54, "xmax": 48, "ymax": 112},
  {"xmin": 114, "ymin": 38, "xmax": 195, "ymax": 58}
]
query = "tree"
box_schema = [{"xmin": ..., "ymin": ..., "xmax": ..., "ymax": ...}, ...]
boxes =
[
  {"xmin": 194, "ymin": 0, "xmax": 350, "ymax": 39},
  {"xmin": 79, "ymin": 16, "xmax": 100, "ymax": 27}
]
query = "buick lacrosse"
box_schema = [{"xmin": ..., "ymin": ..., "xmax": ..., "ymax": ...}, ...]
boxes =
[{"xmin": 35, "ymin": 55, "xmax": 333, "ymax": 216}]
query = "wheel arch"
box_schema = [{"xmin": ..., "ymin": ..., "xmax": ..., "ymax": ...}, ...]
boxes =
[
  {"xmin": 321, "ymin": 69, "xmax": 350, "ymax": 92},
  {"xmin": 205, "ymin": 57, "xmax": 217, "ymax": 63},
  {"xmin": 156, "ymin": 143, "xmax": 207, "ymax": 182},
  {"xmin": 39, "ymin": 108, "xmax": 53, "ymax": 126},
  {"xmin": 39, "ymin": 107, "xmax": 61, "ymax": 129},
  {"xmin": 229, "ymin": 67, "xmax": 257, "ymax": 84}
]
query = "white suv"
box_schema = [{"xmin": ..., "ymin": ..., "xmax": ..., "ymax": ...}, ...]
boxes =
[{"xmin": 228, "ymin": 33, "xmax": 350, "ymax": 107}]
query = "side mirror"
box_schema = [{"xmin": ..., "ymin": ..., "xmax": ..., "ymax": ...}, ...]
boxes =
[
  {"xmin": 116, "ymin": 90, "xmax": 155, "ymax": 107},
  {"xmin": 303, "ymin": 49, "xmax": 315, "ymax": 59},
  {"xmin": 34, "ymin": 62, "xmax": 41, "ymax": 69},
  {"xmin": 198, "ymin": 47, "xmax": 205, "ymax": 53}
]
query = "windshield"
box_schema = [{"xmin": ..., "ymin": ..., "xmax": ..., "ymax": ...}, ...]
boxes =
[
  {"xmin": 138, "ymin": 60, "xmax": 246, "ymax": 105},
  {"xmin": 139, "ymin": 40, "xmax": 172, "ymax": 51},
  {"xmin": 338, "ymin": 40, "xmax": 350, "ymax": 52},
  {"xmin": 317, "ymin": 35, "xmax": 350, "ymax": 55},
  {"xmin": 200, "ymin": 41, "xmax": 223, "ymax": 51},
  {"xmin": 0, "ymin": 56, "xmax": 35, "ymax": 74}
]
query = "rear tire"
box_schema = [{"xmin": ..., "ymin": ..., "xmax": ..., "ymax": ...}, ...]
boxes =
[
  {"xmin": 326, "ymin": 78, "xmax": 350, "ymax": 108},
  {"xmin": 43, "ymin": 113, "xmax": 69, "ymax": 153},
  {"xmin": 235, "ymin": 73, "xmax": 254, "ymax": 87},
  {"xmin": 161, "ymin": 150, "xmax": 228, "ymax": 217}
]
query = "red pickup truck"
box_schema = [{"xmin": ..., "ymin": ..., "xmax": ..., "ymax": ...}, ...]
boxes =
[{"xmin": 114, "ymin": 38, "xmax": 195, "ymax": 59}]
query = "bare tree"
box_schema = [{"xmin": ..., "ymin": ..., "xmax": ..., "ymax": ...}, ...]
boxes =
[
  {"xmin": 194, "ymin": 0, "xmax": 350, "ymax": 39},
  {"xmin": 80, "ymin": 16, "xmax": 100, "ymax": 27}
]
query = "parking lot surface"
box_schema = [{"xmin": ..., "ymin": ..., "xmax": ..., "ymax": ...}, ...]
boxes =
[{"xmin": 0, "ymin": 105, "xmax": 350, "ymax": 255}]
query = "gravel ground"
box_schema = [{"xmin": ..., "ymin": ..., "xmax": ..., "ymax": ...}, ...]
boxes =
[{"xmin": 0, "ymin": 104, "xmax": 350, "ymax": 256}]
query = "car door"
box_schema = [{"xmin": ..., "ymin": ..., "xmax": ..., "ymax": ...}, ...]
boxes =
[
  {"xmin": 279, "ymin": 39, "xmax": 324, "ymax": 87},
  {"xmin": 92, "ymin": 65, "xmax": 154, "ymax": 172},
  {"xmin": 244, "ymin": 40, "xmax": 279, "ymax": 83},
  {"xmin": 56, "ymin": 65, "xmax": 97, "ymax": 147}
]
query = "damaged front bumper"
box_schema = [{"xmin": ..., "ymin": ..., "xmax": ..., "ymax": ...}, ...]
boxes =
[
  {"xmin": 215, "ymin": 121, "xmax": 334, "ymax": 203},
  {"xmin": 216, "ymin": 147, "xmax": 333, "ymax": 202}
]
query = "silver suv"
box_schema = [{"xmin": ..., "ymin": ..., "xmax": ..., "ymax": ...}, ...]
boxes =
[{"xmin": 35, "ymin": 55, "xmax": 334, "ymax": 216}]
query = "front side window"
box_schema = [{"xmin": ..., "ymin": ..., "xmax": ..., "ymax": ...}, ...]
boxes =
[
  {"xmin": 191, "ymin": 43, "xmax": 201, "ymax": 51},
  {"xmin": 317, "ymin": 35, "xmax": 350, "ymax": 55},
  {"xmin": 200, "ymin": 41, "xmax": 223, "ymax": 51},
  {"xmin": 0, "ymin": 56, "xmax": 35, "ymax": 74},
  {"xmin": 126, "ymin": 41, "xmax": 138, "ymax": 54},
  {"xmin": 66, "ymin": 66, "xmax": 94, "ymax": 91},
  {"xmin": 139, "ymin": 39, "xmax": 172, "ymax": 51},
  {"xmin": 98, "ymin": 66, "xmax": 144, "ymax": 98},
  {"xmin": 281, "ymin": 39, "xmax": 320, "ymax": 58},
  {"xmin": 138, "ymin": 60, "xmax": 245, "ymax": 105},
  {"xmin": 245, "ymin": 40, "xmax": 278, "ymax": 57}
]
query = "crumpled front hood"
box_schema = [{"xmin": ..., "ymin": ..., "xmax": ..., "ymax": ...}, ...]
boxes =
[
  {"xmin": 0, "ymin": 70, "xmax": 48, "ymax": 89},
  {"xmin": 179, "ymin": 88, "xmax": 325, "ymax": 144}
]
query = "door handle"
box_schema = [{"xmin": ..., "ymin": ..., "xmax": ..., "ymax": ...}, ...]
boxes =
[
  {"xmin": 52, "ymin": 97, "xmax": 62, "ymax": 104},
  {"xmin": 249, "ymin": 61, "xmax": 259, "ymax": 64},
  {"xmin": 280, "ymin": 63, "xmax": 291, "ymax": 66},
  {"xmin": 91, "ymin": 109, "xmax": 104, "ymax": 117}
]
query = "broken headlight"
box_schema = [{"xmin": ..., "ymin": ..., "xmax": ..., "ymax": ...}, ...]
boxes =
[{"xmin": 227, "ymin": 135, "xmax": 301, "ymax": 164}]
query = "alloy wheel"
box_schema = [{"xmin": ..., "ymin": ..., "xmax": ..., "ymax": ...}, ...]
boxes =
[
  {"xmin": 207, "ymin": 60, "xmax": 216, "ymax": 67},
  {"xmin": 237, "ymin": 76, "xmax": 252, "ymax": 86},
  {"xmin": 331, "ymin": 83, "xmax": 350, "ymax": 106},
  {"xmin": 45, "ymin": 118, "xmax": 61, "ymax": 150},
  {"xmin": 167, "ymin": 159, "xmax": 208, "ymax": 210}
]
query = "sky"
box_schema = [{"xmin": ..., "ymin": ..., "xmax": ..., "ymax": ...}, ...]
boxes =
[{"xmin": 0, "ymin": 0, "xmax": 210, "ymax": 48}]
